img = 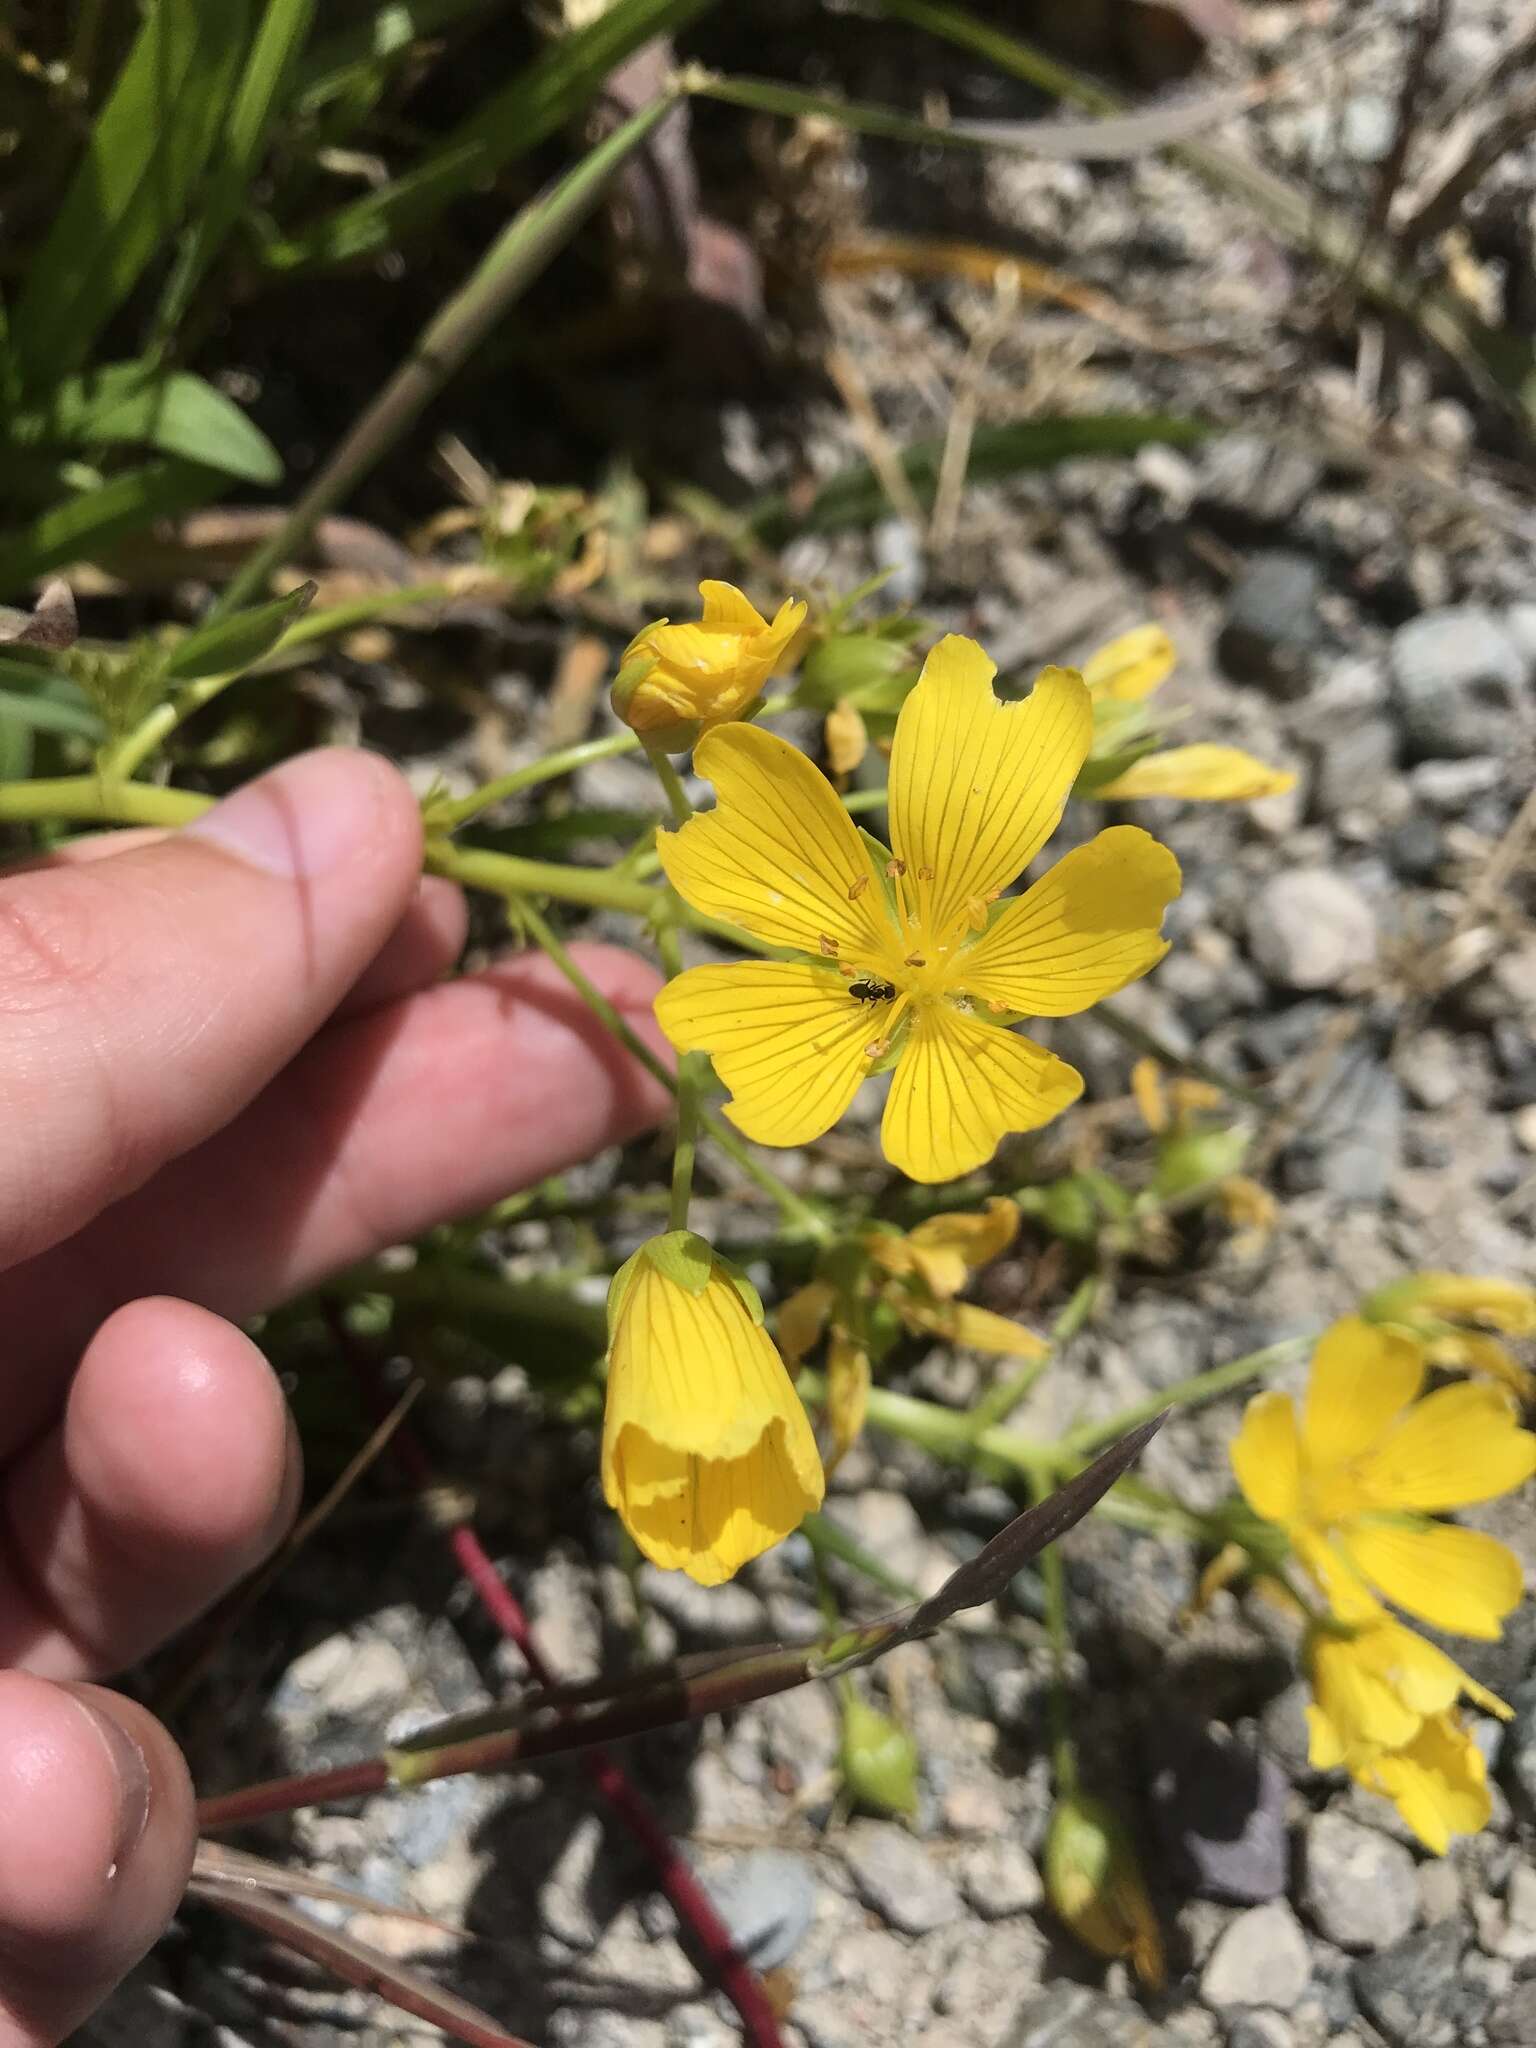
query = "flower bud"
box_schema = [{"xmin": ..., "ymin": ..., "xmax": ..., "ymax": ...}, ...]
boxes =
[
  {"xmin": 616, "ymin": 581, "xmax": 806, "ymax": 747},
  {"xmin": 839, "ymin": 1684, "xmax": 919, "ymax": 1818},
  {"xmin": 1045, "ymin": 1789, "xmax": 1164, "ymax": 1990}
]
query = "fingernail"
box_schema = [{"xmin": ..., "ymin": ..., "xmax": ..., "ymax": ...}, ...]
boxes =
[
  {"xmin": 70, "ymin": 1697, "xmax": 151, "ymax": 1868},
  {"xmin": 185, "ymin": 749, "xmax": 388, "ymax": 879}
]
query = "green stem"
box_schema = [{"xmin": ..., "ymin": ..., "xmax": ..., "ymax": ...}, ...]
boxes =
[
  {"xmin": 966, "ymin": 1273, "xmax": 1098, "ymax": 1434},
  {"xmin": 1059, "ymin": 1337, "xmax": 1307, "ymax": 1459},
  {"xmin": 425, "ymin": 839, "xmax": 660, "ymax": 917},
  {"xmin": 657, "ymin": 919, "xmax": 702, "ymax": 1233},
  {"xmin": 104, "ymin": 670, "xmax": 246, "ymax": 779},
  {"xmin": 0, "ymin": 777, "xmax": 208, "ymax": 831},
  {"xmin": 799, "ymin": 1372, "xmax": 1056, "ymax": 1484},
  {"xmin": 646, "ymin": 745, "xmax": 694, "ymax": 827},
  {"xmin": 1033, "ymin": 1468, "xmax": 1076, "ymax": 1792},
  {"xmin": 432, "ymin": 732, "xmax": 643, "ymax": 831}
]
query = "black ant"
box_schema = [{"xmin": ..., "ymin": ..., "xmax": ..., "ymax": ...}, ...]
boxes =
[{"xmin": 848, "ymin": 975, "xmax": 897, "ymax": 1004}]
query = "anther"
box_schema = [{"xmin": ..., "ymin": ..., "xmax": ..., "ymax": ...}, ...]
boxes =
[
  {"xmin": 985, "ymin": 998, "xmax": 1009, "ymax": 1015},
  {"xmin": 886, "ymin": 859, "xmax": 907, "ymax": 878},
  {"xmin": 864, "ymin": 1036, "xmax": 890, "ymax": 1059},
  {"xmin": 818, "ymin": 933, "xmax": 839, "ymax": 956},
  {"xmin": 904, "ymin": 952, "xmax": 926, "ymax": 967},
  {"xmin": 848, "ymin": 874, "xmax": 870, "ymax": 901},
  {"xmin": 917, "ymin": 864, "xmax": 935, "ymax": 881}
]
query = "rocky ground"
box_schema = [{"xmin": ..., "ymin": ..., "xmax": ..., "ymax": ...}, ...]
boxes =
[{"xmin": 80, "ymin": 3, "xmax": 1536, "ymax": 2045}]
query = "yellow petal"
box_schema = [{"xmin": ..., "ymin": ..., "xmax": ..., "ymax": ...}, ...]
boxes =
[
  {"xmin": 1131, "ymin": 1055, "xmax": 1168, "ymax": 1132},
  {"xmin": 1094, "ymin": 744, "xmax": 1296, "ymax": 802},
  {"xmin": 1306, "ymin": 1702, "xmax": 1347, "ymax": 1771},
  {"xmin": 778, "ymin": 1281, "xmax": 834, "ymax": 1366},
  {"xmin": 825, "ymin": 1330, "xmax": 871, "ymax": 1475},
  {"xmin": 887, "ymin": 638, "xmax": 1092, "ymax": 939},
  {"xmin": 658, "ymin": 721, "xmax": 898, "ymax": 962},
  {"xmin": 698, "ymin": 579, "xmax": 770, "ymax": 633},
  {"xmin": 1081, "ymin": 624, "xmax": 1176, "ymax": 702},
  {"xmin": 903, "ymin": 1195, "xmax": 1019, "ymax": 1289},
  {"xmin": 1408, "ymin": 1273, "xmax": 1536, "ymax": 1336},
  {"xmin": 654, "ymin": 961, "xmax": 881, "ymax": 1148},
  {"xmin": 881, "ymin": 1002, "xmax": 1082, "ymax": 1183},
  {"xmin": 1302, "ymin": 1317, "xmax": 1425, "ymax": 1471},
  {"xmin": 959, "ymin": 827, "xmax": 1179, "ymax": 1016},
  {"xmin": 1426, "ymin": 1329, "xmax": 1536, "ymax": 1401},
  {"xmin": 1363, "ymin": 1714, "xmax": 1490, "ymax": 1854},
  {"xmin": 1352, "ymin": 1379, "xmax": 1536, "ymax": 1511},
  {"xmin": 1229, "ymin": 1389, "xmax": 1302, "ymax": 1524},
  {"xmin": 1342, "ymin": 1519, "xmax": 1525, "ymax": 1639},
  {"xmin": 1293, "ymin": 1527, "xmax": 1388, "ymax": 1625},
  {"xmin": 602, "ymin": 1252, "xmax": 824, "ymax": 1585},
  {"xmin": 1308, "ymin": 1630, "xmax": 1424, "ymax": 1757},
  {"xmin": 825, "ymin": 698, "xmax": 869, "ymax": 778},
  {"xmin": 906, "ymin": 1297, "xmax": 1050, "ymax": 1360}
]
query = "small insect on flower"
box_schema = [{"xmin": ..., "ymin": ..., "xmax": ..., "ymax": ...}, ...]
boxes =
[{"xmin": 653, "ymin": 635, "xmax": 1181, "ymax": 1183}]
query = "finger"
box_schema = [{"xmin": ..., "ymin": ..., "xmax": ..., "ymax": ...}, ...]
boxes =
[
  {"xmin": 335, "ymin": 875, "xmax": 466, "ymax": 1019},
  {"xmin": 0, "ymin": 1676, "xmax": 193, "ymax": 2047},
  {"xmin": 0, "ymin": 747, "xmax": 424, "ymax": 1267},
  {"xmin": 0, "ymin": 946, "xmax": 672, "ymax": 1441},
  {"xmin": 0, "ymin": 1299, "xmax": 300, "ymax": 1677},
  {"xmin": 3, "ymin": 826, "xmax": 167, "ymax": 873}
]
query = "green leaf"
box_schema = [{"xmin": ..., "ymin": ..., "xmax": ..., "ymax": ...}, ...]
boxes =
[
  {"xmin": 10, "ymin": 0, "xmax": 251, "ymax": 393},
  {"xmin": 166, "ymin": 581, "xmax": 317, "ymax": 681},
  {"xmin": 0, "ymin": 664, "xmax": 106, "ymax": 741},
  {"xmin": 297, "ymin": 0, "xmax": 493, "ymax": 114},
  {"xmin": 750, "ymin": 414, "xmax": 1213, "ymax": 543},
  {"xmin": 153, "ymin": 0, "xmax": 318, "ymax": 340},
  {"xmin": 264, "ymin": 0, "xmax": 715, "ymax": 270},
  {"xmin": 0, "ymin": 460, "xmax": 231, "ymax": 598},
  {"xmin": 8, "ymin": 367, "xmax": 282, "ymax": 484}
]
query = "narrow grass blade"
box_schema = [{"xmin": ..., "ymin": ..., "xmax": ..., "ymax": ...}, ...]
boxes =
[
  {"xmin": 8, "ymin": 366, "xmax": 282, "ymax": 484},
  {"xmin": 10, "ymin": 0, "xmax": 251, "ymax": 393},
  {"xmin": 0, "ymin": 462, "xmax": 231, "ymax": 597}
]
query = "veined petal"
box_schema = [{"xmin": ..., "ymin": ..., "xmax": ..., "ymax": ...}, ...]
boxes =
[
  {"xmin": 1308, "ymin": 1629, "xmax": 1424, "ymax": 1756},
  {"xmin": 1302, "ymin": 1317, "xmax": 1425, "ymax": 1470},
  {"xmin": 1352, "ymin": 1379, "xmax": 1536, "ymax": 1512},
  {"xmin": 699, "ymin": 579, "xmax": 770, "ymax": 633},
  {"xmin": 915, "ymin": 1298, "xmax": 1051, "ymax": 1360},
  {"xmin": 1094, "ymin": 745, "xmax": 1296, "ymax": 802},
  {"xmin": 658, "ymin": 723, "xmax": 898, "ymax": 962},
  {"xmin": 1082, "ymin": 624, "xmax": 1175, "ymax": 702},
  {"xmin": 1343, "ymin": 1519, "xmax": 1525, "ymax": 1639},
  {"xmin": 654, "ymin": 961, "xmax": 881, "ymax": 1147},
  {"xmin": 887, "ymin": 638, "xmax": 1092, "ymax": 937},
  {"xmin": 881, "ymin": 1003, "xmax": 1081, "ymax": 1183},
  {"xmin": 960, "ymin": 827, "xmax": 1179, "ymax": 1016},
  {"xmin": 1364, "ymin": 1715, "xmax": 1490, "ymax": 1854},
  {"xmin": 1426, "ymin": 1329, "xmax": 1536, "ymax": 1401},
  {"xmin": 1229, "ymin": 1389, "xmax": 1302, "ymax": 1524},
  {"xmin": 900, "ymin": 1196, "xmax": 1019, "ymax": 1294},
  {"xmin": 778, "ymin": 1281, "xmax": 834, "ymax": 1366}
]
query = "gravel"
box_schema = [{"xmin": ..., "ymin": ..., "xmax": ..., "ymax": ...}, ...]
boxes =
[
  {"xmin": 1246, "ymin": 870, "xmax": 1378, "ymax": 991},
  {"xmin": 1200, "ymin": 1901, "xmax": 1313, "ymax": 2011},
  {"xmin": 842, "ymin": 1821, "xmax": 965, "ymax": 1935},
  {"xmin": 1389, "ymin": 606, "xmax": 1529, "ymax": 759},
  {"xmin": 1300, "ymin": 1811, "xmax": 1417, "ymax": 1952}
]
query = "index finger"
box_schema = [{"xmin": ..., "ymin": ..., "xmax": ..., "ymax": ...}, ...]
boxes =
[{"xmin": 0, "ymin": 749, "xmax": 425, "ymax": 1269}]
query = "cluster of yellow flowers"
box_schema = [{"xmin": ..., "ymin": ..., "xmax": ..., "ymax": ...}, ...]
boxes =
[{"xmin": 1232, "ymin": 1284, "xmax": 1536, "ymax": 1851}]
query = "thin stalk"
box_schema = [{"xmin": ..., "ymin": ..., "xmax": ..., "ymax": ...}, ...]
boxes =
[
  {"xmin": 0, "ymin": 777, "xmax": 206, "ymax": 830},
  {"xmin": 210, "ymin": 89, "xmax": 682, "ymax": 619},
  {"xmin": 432, "ymin": 731, "xmax": 642, "ymax": 830},
  {"xmin": 669, "ymin": 1053, "xmax": 703, "ymax": 1232},
  {"xmin": 1034, "ymin": 1469, "xmax": 1076, "ymax": 1792},
  {"xmin": 1060, "ymin": 1337, "xmax": 1307, "ymax": 1458},
  {"xmin": 967, "ymin": 1272, "xmax": 1098, "ymax": 1433},
  {"xmin": 799, "ymin": 1371, "xmax": 1056, "ymax": 1484},
  {"xmin": 425, "ymin": 838, "xmax": 660, "ymax": 916},
  {"xmin": 646, "ymin": 744, "xmax": 694, "ymax": 826}
]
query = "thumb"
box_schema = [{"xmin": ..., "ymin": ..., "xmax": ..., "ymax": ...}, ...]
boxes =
[{"xmin": 0, "ymin": 1677, "xmax": 193, "ymax": 2046}]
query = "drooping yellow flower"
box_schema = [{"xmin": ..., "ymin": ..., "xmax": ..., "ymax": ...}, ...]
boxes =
[
  {"xmin": 1365, "ymin": 1272, "xmax": 1536, "ymax": 1401},
  {"xmin": 653, "ymin": 636, "xmax": 1181, "ymax": 1182},
  {"xmin": 1079, "ymin": 624, "xmax": 1295, "ymax": 803},
  {"xmin": 865, "ymin": 1197, "xmax": 1047, "ymax": 1358},
  {"xmin": 1044, "ymin": 1788, "xmax": 1165, "ymax": 1991},
  {"xmin": 617, "ymin": 581, "xmax": 807, "ymax": 744},
  {"xmin": 824, "ymin": 1328, "xmax": 871, "ymax": 1474},
  {"xmin": 1231, "ymin": 1315, "xmax": 1536, "ymax": 1639},
  {"xmin": 1305, "ymin": 1611, "xmax": 1508, "ymax": 1768},
  {"xmin": 1360, "ymin": 1713, "xmax": 1493, "ymax": 1855},
  {"xmin": 602, "ymin": 1231, "xmax": 824, "ymax": 1585}
]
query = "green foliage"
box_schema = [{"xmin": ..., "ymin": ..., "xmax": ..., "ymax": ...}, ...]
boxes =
[{"xmin": 164, "ymin": 582, "xmax": 317, "ymax": 682}]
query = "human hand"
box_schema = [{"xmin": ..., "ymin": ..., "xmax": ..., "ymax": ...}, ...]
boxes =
[{"xmin": 0, "ymin": 748, "xmax": 671, "ymax": 2044}]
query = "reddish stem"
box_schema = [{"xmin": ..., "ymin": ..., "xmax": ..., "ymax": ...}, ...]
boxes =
[{"xmin": 348, "ymin": 1336, "xmax": 785, "ymax": 2048}]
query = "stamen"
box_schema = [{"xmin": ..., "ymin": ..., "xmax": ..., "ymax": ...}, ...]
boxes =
[
  {"xmin": 818, "ymin": 933, "xmax": 839, "ymax": 956},
  {"xmin": 885, "ymin": 859, "xmax": 907, "ymax": 878},
  {"xmin": 864, "ymin": 1036, "xmax": 890, "ymax": 1059},
  {"xmin": 904, "ymin": 953, "xmax": 926, "ymax": 968},
  {"xmin": 917, "ymin": 865, "xmax": 935, "ymax": 881},
  {"xmin": 984, "ymin": 997, "xmax": 1009, "ymax": 1015},
  {"xmin": 848, "ymin": 875, "xmax": 870, "ymax": 901}
]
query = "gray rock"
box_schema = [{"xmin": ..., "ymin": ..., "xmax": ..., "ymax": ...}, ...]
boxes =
[
  {"xmin": 1226, "ymin": 2018, "xmax": 1296, "ymax": 2048},
  {"xmin": 843, "ymin": 1820, "xmax": 963, "ymax": 1935},
  {"xmin": 1200, "ymin": 439, "xmax": 1321, "ymax": 527},
  {"xmin": 1150, "ymin": 1726, "xmax": 1288, "ymax": 1904},
  {"xmin": 1395, "ymin": 1029, "xmax": 1461, "ymax": 1110},
  {"xmin": 1284, "ymin": 1054, "xmax": 1403, "ymax": 1206},
  {"xmin": 699, "ymin": 1850, "xmax": 817, "ymax": 1969},
  {"xmin": 1005, "ymin": 1986, "xmax": 1167, "ymax": 2048},
  {"xmin": 1313, "ymin": 718, "xmax": 1398, "ymax": 822},
  {"xmin": 1218, "ymin": 553, "xmax": 1325, "ymax": 696},
  {"xmin": 1502, "ymin": 1676, "xmax": 1536, "ymax": 1816},
  {"xmin": 958, "ymin": 1837, "xmax": 1044, "ymax": 1918},
  {"xmin": 1338, "ymin": 93, "xmax": 1396, "ymax": 162},
  {"xmin": 1390, "ymin": 607, "xmax": 1528, "ymax": 760},
  {"xmin": 1354, "ymin": 1926, "xmax": 1482, "ymax": 2047},
  {"xmin": 1489, "ymin": 1980, "xmax": 1536, "ymax": 2045},
  {"xmin": 1503, "ymin": 601, "xmax": 1536, "ymax": 668},
  {"xmin": 1301, "ymin": 1812, "xmax": 1416, "ymax": 1952},
  {"xmin": 825, "ymin": 1489, "xmax": 934, "ymax": 1587},
  {"xmin": 1409, "ymin": 756, "xmax": 1504, "ymax": 814},
  {"xmin": 1201, "ymin": 1901, "xmax": 1311, "ymax": 2011},
  {"xmin": 872, "ymin": 516, "xmax": 924, "ymax": 608},
  {"xmin": 1386, "ymin": 813, "xmax": 1444, "ymax": 881},
  {"xmin": 637, "ymin": 1564, "xmax": 766, "ymax": 1646},
  {"xmin": 1247, "ymin": 870, "xmax": 1377, "ymax": 992}
]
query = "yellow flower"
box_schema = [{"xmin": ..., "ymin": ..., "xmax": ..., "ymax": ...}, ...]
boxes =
[
  {"xmin": 653, "ymin": 636, "xmax": 1181, "ymax": 1182},
  {"xmin": 1231, "ymin": 1315, "xmax": 1536, "ymax": 1639},
  {"xmin": 602, "ymin": 1232, "xmax": 824, "ymax": 1585},
  {"xmin": 1361, "ymin": 1713, "xmax": 1493, "ymax": 1855},
  {"xmin": 825, "ymin": 1328, "xmax": 871, "ymax": 1474},
  {"xmin": 1305, "ymin": 1612, "xmax": 1508, "ymax": 1767},
  {"xmin": 618, "ymin": 581, "xmax": 807, "ymax": 744},
  {"xmin": 866, "ymin": 1195, "xmax": 1018, "ymax": 1299},
  {"xmin": 1365, "ymin": 1272, "xmax": 1536, "ymax": 1400},
  {"xmin": 1080, "ymin": 624, "xmax": 1294, "ymax": 803},
  {"xmin": 1044, "ymin": 1789, "xmax": 1165, "ymax": 1991}
]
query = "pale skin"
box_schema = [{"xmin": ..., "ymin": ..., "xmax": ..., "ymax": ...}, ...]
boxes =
[{"xmin": 0, "ymin": 748, "xmax": 671, "ymax": 2045}]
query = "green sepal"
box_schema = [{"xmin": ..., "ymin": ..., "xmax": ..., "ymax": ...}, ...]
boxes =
[
  {"xmin": 839, "ymin": 1685, "xmax": 920, "ymax": 1818},
  {"xmin": 1152, "ymin": 1125, "xmax": 1251, "ymax": 1201},
  {"xmin": 642, "ymin": 1229, "xmax": 716, "ymax": 1297},
  {"xmin": 800, "ymin": 631, "xmax": 916, "ymax": 710}
]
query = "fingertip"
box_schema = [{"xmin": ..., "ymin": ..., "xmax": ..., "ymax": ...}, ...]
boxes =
[{"xmin": 185, "ymin": 745, "xmax": 424, "ymax": 886}]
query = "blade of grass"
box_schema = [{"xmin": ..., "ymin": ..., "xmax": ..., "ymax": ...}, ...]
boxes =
[
  {"xmin": 10, "ymin": 0, "xmax": 250, "ymax": 394},
  {"xmin": 265, "ymin": 0, "xmax": 714, "ymax": 271},
  {"xmin": 151, "ymin": 0, "xmax": 318, "ymax": 346},
  {"xmin": 296, "ymin": 0, "xmax": 496, "ymax": 116},
  {"xmin": 7, "ymin": 366, "xmax": 282, "ymax": 484},
  {"xmin": 213, "ymin": 84, "xmax": 685, "ymax": 616},
  {"xmin": 0, "ymin": 461, "xmax": 235, "ymax": 598}
]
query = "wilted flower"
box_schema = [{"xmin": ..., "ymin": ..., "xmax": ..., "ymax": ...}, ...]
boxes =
[
  {"xmin": 1044, "ymin": 1788, "xmax": 1165, "ymax": 1990},
  {"xmin": 1364, "ymin": 1272, "xmax": 1536, "ymax": 1400},
  {"xmin": 1231, "ymin": 1314, "xmax": 1536, "ymax": 1638},
  {"xmin": 1359, "ymin": 1713, "xmax": 1494, "ymax": 1854},
  {"xmin": 616, "ymin": 580, "xmax": 806, "ymax": 747},
  {"xmin": 865, "ymin": 1198, "xmax": 1047, "ymax": 1359},
  {"xmin": 654, "ymin": 635, "xmax": 1180, "ymax": 1182},
  {"xmin": 602, "ymin": 1231, "xmax": 824, "ymax": 1585},
  {"xmin": 1077, "ymin": 624, "xmax": 1295, "ymax": 803}
]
